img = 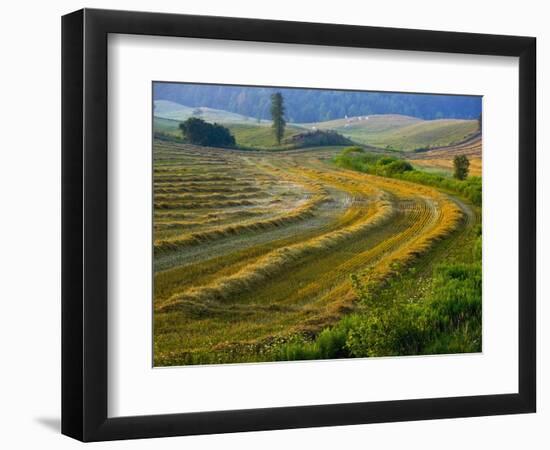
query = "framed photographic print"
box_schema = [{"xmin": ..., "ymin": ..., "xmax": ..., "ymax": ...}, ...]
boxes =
[{"xmin": 61, "ymin": 8, "xmax": 536, "ymax": 441}]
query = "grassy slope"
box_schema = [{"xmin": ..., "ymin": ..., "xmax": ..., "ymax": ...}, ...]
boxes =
[
  {"xmin": 154, "ymin": 116, "xmax": 304, "ymax": 150},
  {"xmin": 225, "ymin": 124, "xmax": 303, "ymax": 149},
  {"xmin": 154, "ymin": 99, "xmax": 263, "ymax": 124},
  {"xmin": 155, "ymin": 102, "xmax": 479, "ymax": 152},
  {"xmin": 309, "ymin": 114, "xmax": 478, "ymax": 151}
]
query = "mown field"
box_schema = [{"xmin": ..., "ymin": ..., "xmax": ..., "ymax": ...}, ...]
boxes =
[
  {"xmin": 153, "ymin": 137, "xmax": 482, "ymax": 365},
  {"xmin": 407, "ymin": 135, "xmax": 482, "ymax": 176}
]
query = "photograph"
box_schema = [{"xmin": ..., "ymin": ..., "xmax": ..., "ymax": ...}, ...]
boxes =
[
  {"xmin": 152, "ymin": 82, "xmax": 483, "ymax": 367},
  {"xmin": 0, "ymin": 0, "xmax": 543, "ymax": 446}
]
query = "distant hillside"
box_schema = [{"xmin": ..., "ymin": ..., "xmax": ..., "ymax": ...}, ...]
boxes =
[
  {"xmin": 309, "ymin": 114, "xmax": 479, "ymax": 151},
  {"xmin": 153, "ymin": 83, "xmax": 482, "ymax": 123},
  {"xmin": 154, "ymin": 100, "xmax": 265, "ymax": 125},
  {"xmin": 154, "ymin": 103, "xmax": 480, "ymax": 152}
]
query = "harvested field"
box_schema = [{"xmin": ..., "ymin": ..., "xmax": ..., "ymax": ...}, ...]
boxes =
[
  {"xmin": 407, "ymin": 135, "xmax": 482, "ymax": 176},
  {"xmin": 153, "ymin": 140, "xmax": 474, "ymax": 366}
]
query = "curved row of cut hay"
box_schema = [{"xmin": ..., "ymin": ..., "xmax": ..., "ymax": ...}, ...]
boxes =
[
  {"xmin": 154, "ymin": 191, "xmax": 267, "ymax": 203},
  {"xmin": 155, "ymin": 208, "xmax": 272, "ymax": 231},
  {"xmin": 155, "ymin": 208, "xmax": 268, "ymax": 221},
  {"xmin": 154, "ymin": 155, "xmax": 331, "ymax": 253},
  {"xmin": 238, "ymin": 169, "xmax": 462, "ymax": 336},
  {"xmin": 155, "ymin": 185, "xmax": 262, "ymax": 194},
  {"xmin": 249, "ymin": 190, "xmax": 437, "ymax": 332},
  {"xmin": 154, "ymin": 185, "xmax": 328, "ymax": 254},
  {"xmin": 154, "ymin": 199, "xmax": 256, "ymax": 210},
  {"xmin": 284, "ymin": 193, "xmax": 464, "ymax": 338},
  {"xmin": 154, "ymin": 180, "xmax": 256, "ymax": 189},
  {"xmin": 321, "ymin": 167, "xmax": 465, "ymax": 283},
  {"xmin": 153, "ymin": 188, "xmax": 361, "ymax": 302},
  {"xmin": 298, "ymin": 194, "xmax": 463, "ymax": 333},
  {"xmin": 154, "ymin": 175, "xmax": 238, "ymax": 183},
  {"xmin": 155, "ymin": 192, "xmax": 393, "ymax": 312},
  {"xmin": 260, "ymin": 198, "xmax": 429, "ymax": 310}
]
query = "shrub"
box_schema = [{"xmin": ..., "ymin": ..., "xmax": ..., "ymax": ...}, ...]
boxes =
[
  {"xmin": 286, "ymin": 129, "xmax": 354, "ymax": 148},
  {"xmin": 179, "ymin": 117, "xmax": 236, "ymax": 147},
  {"xmin": 383, "ymin": 160, "xmax": 413, "ymax": 175}
]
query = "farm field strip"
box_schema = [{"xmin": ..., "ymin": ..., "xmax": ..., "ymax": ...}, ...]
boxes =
[
  {"xmin": 154, "ymin": 150, "xmax": 329, "ymax": 253},
  {"xmin": 407, "ymin": 136, "xmax": 482, "ymax": 176},
  {"xmin": 153, "ymin": 143, "xmax": 466, "ymax": 363}
]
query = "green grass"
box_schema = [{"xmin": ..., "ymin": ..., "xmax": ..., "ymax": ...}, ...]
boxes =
[
  {"xmin": 154, "ymin": 117, "xmax": 181, "ymax": 135},
  {"xmin": 310, "ymin": 114, "xmax": 479, "ymax": 151},
  {"xmin": 334, "ymin": 149, "xmax": 482, "ymax": 206},
  {"xmin": 154, "ymin": 117, "xmax": 304, "ymax": 150},
  {"xmin": 225, "ymin": 123, "xmax": 303, "ymax": 149}
]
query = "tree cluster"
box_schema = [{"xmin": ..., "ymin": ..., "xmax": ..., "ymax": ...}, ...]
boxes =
[
  {"xmin": 179, "ymin": 117, "xmax": 235, "ymax": 147},
  {"xmin": 287, "ymin": 129, "xmax": 354, "ymax": 148}
]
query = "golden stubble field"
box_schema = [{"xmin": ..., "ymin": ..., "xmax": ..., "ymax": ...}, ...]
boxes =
[
  {"xmin": 407, "ymin": 136, "xmax": 482, "ymax": 176},
  {"xmin": 152, "ymin": 141, "xmax": 470, "ymax": 366}
]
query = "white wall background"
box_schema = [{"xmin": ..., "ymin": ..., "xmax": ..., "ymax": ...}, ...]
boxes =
[{"xmin": 0, "ymin": 0, "xmax": 546, "ymax": 448}]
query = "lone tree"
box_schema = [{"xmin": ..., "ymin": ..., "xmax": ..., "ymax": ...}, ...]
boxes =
[
  {"xmin": 270, "ymin": 92, "xmax": 286, "ymax": 145},
  {"xmin": 453, "ymin": 155, "xmax": 470, "ymax": 180},
  {"xmin": 179, "ymin": 117, "xmax": 235, "ymax": 148}
]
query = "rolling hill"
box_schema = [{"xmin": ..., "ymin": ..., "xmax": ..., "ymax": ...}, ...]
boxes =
[
  {"xmin": 154, "ymin": 102, "xmax": 480, "ymax": 152},
  {"xmin": 154, "ymin": 100, "xmax": 266, "ymax": 125},
  {"xmin": 309, "ymin": 114, "xmax": 479, "ymax": 151}
]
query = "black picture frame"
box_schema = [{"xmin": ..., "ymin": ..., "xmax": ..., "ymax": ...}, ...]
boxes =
[{"xmin": 62, "ymin": 8, "xmax": 536, "ymax": 442}]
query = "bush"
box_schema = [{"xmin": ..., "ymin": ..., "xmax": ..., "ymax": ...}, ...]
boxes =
[
  {"xmin": 179, "ymin": 117, "xmax": 236, "ymax": 147},
  {"xmin": 341, "ymin": 146, "xmax": 365, "ymax": 156},
  {"xmin": 285, "ymin": 129, "xmax": 354, "ymax": 148},
  {"xmin": 383, "ymin": 160, "xmax": 414, "ymax": 176}
]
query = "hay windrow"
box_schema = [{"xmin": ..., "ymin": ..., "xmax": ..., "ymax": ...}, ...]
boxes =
[
  {"xmin": 153, "ymin": 141, "xmax": 478, "ymax": 365},
  {"xmin": 156, "ymin": 196, "xmax": 393, "ymax": 312}
]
